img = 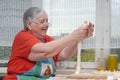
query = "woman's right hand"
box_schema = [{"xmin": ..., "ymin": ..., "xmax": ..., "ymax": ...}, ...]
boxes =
[{"xmin": 70, "ymin": 21, "xmax": 94, "ymax": 42}]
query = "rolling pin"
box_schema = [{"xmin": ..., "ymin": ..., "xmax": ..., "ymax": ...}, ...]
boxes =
[{"xmin": 55, "ymin": 74, "xmax": 107, "ymax": 79}]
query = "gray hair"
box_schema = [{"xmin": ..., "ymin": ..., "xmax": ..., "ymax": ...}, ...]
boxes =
[{"xmin": 23, "ymin": 7, "xmax": 46, "ymax": 30}]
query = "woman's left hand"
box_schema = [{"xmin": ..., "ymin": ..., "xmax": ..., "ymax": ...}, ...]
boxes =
[
  {"xmin": 82, "ymin": 21, "xmax": 94, "ymax": 39},
  {"xmin": 87, "ymin": 22, "xmax": 94, "ymax": 38}
]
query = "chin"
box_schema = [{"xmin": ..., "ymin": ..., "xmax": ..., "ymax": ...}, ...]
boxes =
[{"xmin": 42, "ymin": 34, "xmax": 46, "ymax": 38}]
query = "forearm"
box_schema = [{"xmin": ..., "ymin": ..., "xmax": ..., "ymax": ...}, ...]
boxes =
[
  {"xmin": 57, "ymin": 41, "xmax": 78, "ymax": 61},
  {"xmin": 31, "ymin": 34, "xmax": 76, "ymax": 58},
  {"xmin": 29, "ymin": 40, "xmax": 78, "ymax": 61}
]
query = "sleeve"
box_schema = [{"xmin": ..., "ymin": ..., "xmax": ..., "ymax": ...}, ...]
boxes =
[{"xmin": 13, "ymin": 31, "xmax": 41, "ymax": 59}]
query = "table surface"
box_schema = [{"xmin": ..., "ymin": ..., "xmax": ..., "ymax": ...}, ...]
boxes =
[
  {"xmin": 0, "ymin": 67, "xmax": 120, "ymax": 79},
  {"xmin": 47, "ymin": 77, "xmax": 101, "ymax": 80}
]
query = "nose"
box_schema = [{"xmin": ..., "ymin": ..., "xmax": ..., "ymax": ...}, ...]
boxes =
[{"xmin": 43, "ymin": 21, "xmax": 49, "ymax": 27}]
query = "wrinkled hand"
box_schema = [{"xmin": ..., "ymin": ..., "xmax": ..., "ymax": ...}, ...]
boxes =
[
  {"xmin": 82, "ymin": 21, "xmax": 94, "ymax": 39},
  {"xmin": 71, "ymin": 21, "xmax": 94, "ymax": 42}
]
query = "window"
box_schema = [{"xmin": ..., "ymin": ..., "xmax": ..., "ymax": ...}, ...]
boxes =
[
  {"xmin": 0, "ymin": 0, "xmax": 42, "ymax": 61},
  {"xmin": 0, "ymin": 0, "xmax": 119, "ymax": 69},
  {"xmin": 110, "ymin": 0, "xmax": 120, "ymax": 62},
  {"xmin": 0, "ymin": 0, "xmax": 32, "ymax": 62},
  {"xmin": 42, "ymin": 0, "xmax": 120, "ymax": 69},
  {"xmin": 42, "ymin": 0, "xmax": 96, "ymax": 68},
  {"xmin": 42, "ymin": 0, "xmax": 96, "ymax": 63}
]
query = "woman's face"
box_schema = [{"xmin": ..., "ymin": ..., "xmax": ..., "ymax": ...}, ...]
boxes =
[{"xmin": 29, "ymin": 12, "xmax": 49, "ymax": 39}]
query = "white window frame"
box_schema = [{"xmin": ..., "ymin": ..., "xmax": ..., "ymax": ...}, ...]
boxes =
[
  {"xmin": 1, "ymin": 0, "xmax": 120, "ymax": 71},
  {"xmin": 83, "ymin": 0, "xmax": 111, "ymax": 69},
  {"xmin": 80, "ymin": 0, "xmax": 120, "ymax": 69},
  {"xmin": 41, "ymin": 0, "xmax": 120, "ymax": 69}
]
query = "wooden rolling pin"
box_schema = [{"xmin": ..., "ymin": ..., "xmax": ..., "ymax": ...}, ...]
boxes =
[{"xmin": 55, "ymin": 74, "xmax": 107, "ymax": 79}]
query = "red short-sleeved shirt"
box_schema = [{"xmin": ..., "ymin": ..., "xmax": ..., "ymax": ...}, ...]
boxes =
[{"xmin": 3, "ymin": 30, "xmax": 59, "ymax": 80}]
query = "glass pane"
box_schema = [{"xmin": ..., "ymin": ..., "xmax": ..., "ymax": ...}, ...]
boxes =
[
  {"xmin": 0, "ymin": 0, "xmax": 32, "ymax": 60},
  {"xmin": 42, "ymin": 0, "xmax": 96, "ymax": 62},
  {"xmin": 69, "ymin": 49, "xmax": 95, "ymax": 62},
  {"xmin": 0, "ymin": 46, "xmax": 11, "ymax": 60},
  {"xmin": 110, "ymin": 0, "xmax": 120, "ymax": 62}
]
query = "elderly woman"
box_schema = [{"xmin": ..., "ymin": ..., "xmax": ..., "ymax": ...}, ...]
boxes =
[{"xmin": 4, "ymin": 7, "xmax": 94, "ymax": 80}]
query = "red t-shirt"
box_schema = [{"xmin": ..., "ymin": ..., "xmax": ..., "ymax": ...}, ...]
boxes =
[{"xmin": 3, "ymin": 30, "xmax": 59, "ymax": 80}]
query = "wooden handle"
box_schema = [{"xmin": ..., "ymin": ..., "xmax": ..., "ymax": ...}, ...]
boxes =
[{"xmin": 75, "ymin": 41, "xmax": 82, "ymax": 74}]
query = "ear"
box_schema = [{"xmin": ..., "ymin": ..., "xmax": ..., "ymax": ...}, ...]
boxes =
[{"xmin": 26, "ymin": 21, "xmax": 32, "ymax": 30}]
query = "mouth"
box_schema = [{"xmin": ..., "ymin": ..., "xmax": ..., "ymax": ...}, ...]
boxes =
[{"xmin": 42, "ymin": 28, "xmax": 47, "ymax": 31}]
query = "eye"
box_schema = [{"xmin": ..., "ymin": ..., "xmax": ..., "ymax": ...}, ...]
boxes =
[
  {"xmin": 40, "ymin": 20, "xmax": 44, "ymax": 24},
  {"xmin": 39, "ymin": 19, "xmax": 48, "ymax": 24}
]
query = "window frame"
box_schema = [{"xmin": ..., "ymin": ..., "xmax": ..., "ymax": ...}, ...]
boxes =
[
  {"xmin": 0, "ymin": 0, "xmax": 120, "ymax": 70},
  {"xmin": 41, "ymin": 0, "xmax": 120, "ymax": 70},
  {"xmin": 81, "ymin": 0, "xmax": 120, "ymax": 69}
]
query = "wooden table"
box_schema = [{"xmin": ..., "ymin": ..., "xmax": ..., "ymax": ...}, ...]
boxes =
[{"xmin": 55, "ymin": 69, "xmax": 120, "ymax": 80}]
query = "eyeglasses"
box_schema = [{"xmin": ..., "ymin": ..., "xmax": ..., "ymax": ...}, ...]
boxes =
[{"xmin": 32, "ymin": 21, "xmax": 52, "ymax": 27}]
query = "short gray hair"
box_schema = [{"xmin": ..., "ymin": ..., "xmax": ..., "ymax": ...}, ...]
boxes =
[{"xmin": 23, "ymin": 7, "xmax": 45, "ymax": 30}]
